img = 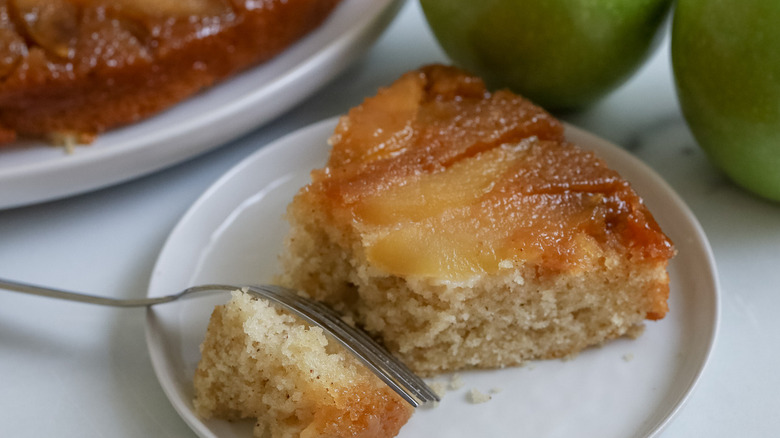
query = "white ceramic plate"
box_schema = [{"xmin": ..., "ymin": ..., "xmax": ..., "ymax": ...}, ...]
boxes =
[
  {"xmin": 0, "ymin": 0, "xmax": 404, "ymax": 210},
  {"xmin": 146, "ymin": 118, "xmax": 719, "ymax": 438}
]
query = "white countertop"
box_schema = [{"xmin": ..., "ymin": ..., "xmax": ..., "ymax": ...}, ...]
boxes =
[{"xmin": 2, "ymin": 2, "xmax": 779, "ymax": 437}]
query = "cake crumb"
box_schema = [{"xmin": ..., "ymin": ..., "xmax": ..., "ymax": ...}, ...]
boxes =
[
  {"xmin": 449, "ymin": 374, "xmax": 464, "ymax": 390},
  {"xmin": 489, "ymin": 387, "xmax": 503, "ymax": 394},
  {"xmin": 428, "ymin": 381, "xmax": 448, "ymax": 398},
  {"xmin": 467, "ymin": 389, "xmax": 492, "ymax": 404},
  {"xmin": 622, "ymin": 353, "xmax": 634, "ymax": 362},
  {"xmin": 626, "ymin": 324, "xmax": 646, "ymax": 339}
]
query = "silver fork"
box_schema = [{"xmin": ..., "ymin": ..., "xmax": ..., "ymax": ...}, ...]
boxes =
[{"xmin": 0, "ymin": 278, "xmax": 439, "ymax": 408}]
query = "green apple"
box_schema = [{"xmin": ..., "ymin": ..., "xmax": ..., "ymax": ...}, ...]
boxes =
[
  {"xmin": 672, "ymin": 0, "xmax": 780, "ymax": 201},
  {"xmin": 420, "ymin": 0, "xmax": 672, "ymax": 110}
]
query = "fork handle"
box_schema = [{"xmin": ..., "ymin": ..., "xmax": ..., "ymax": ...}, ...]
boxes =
[{"xmin": 0, "ymin": 277, "xmax": 175, "ymax": 307}]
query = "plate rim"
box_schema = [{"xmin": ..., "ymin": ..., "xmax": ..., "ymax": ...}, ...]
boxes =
[
  {"xmin": 565, "ymin": 124, "xmax": 721, "ymax": 436},
  {"xmin": 146, "ymin": 117, "xmax": 720, "ymax": 438},
  {"xmin": 0, "ymin": 0, "xmax": 406, "ymax": 210}
]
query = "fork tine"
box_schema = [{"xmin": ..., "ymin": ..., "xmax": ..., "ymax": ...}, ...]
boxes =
[
  {"xmin": 246, "ymin": 286, "xmax": 422, "ymax": 406},
  {"xmin": 287, "ymin": 292, "xmax": 437, "ymax": 403},
  {"xmin": 293, "ymin": 293, "xmax": 438, "ymax": 402},
  {"xmin": 245, "ymin": 285, "xmax": 439, "ymax": 407},
  {"xmin": 263, "ymin": 286, "xmax": 430, "ymax": 390},
  {"xmin": 265, "ymin": 285, "xmax": 440, "ymax": 402},
  {"xmin": 296, "ymin": 306, "xmax": 421, "ymax": 404},
  {"xmin": 248, "ymin": 286, "xmax": 431, "ymax": 406}
]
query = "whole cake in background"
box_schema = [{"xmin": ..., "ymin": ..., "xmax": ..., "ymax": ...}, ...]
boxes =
[
  {"xmin": 277, "ymin": 64, "xmax": 676, "ymax": 376},
  {"xmin": 0, "ymin": 0, "xmax": 342, "ymax": 145}
]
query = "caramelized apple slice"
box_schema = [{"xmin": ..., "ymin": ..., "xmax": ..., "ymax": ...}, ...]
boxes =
[
  {"xmin": 0, "ymin": 28, "xmax": 26, "ymax": 78},
  {"xmin": 368, "ymin": 222, "xmax": 501, "ymax": 279},
  {"xmin": 356, "ymin": 144, "xmax": 526, "ymax": 226},
  {"xmin": 12, "ymin": 0, "xmax": 78, "ymax": 58},
  {"xmin": 111, "ymin": 0, "xmax": 232, "ymax": 18},
  {"xmin": 329, "ymin": 72, "xmax": 425, "ymax": 168}
]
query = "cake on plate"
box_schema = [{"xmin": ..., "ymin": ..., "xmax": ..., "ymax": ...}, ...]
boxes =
[
  {"xmin": 277, "ymin": 65, "xmax": 675, "ymax": 376},
  {"xmin": 194, "ymin": 290, "xmax": 413, "ymax": 438},
  {"xmin": 0, "ymin": 0, "xmax": 341, "ymax": 144}
]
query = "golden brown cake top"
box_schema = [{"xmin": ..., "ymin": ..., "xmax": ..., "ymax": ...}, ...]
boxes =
[
  {"xmin": 300, "ymin": 65, "xmax": 674, "ymax": 281},
  {"xmin": 0, "ymin": 0, "xmax": 341, "ymax": 142},
  {"xmin": 1, "ymin": 0, "xmax": 242, "ymax": 78}
]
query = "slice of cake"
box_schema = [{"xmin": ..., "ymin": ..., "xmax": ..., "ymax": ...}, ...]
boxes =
[
  {"xmin": 194, "ymin": 290, "xmax": 413, "ymax": 438},
  {"xmin": 277, "ymin": 65, "xmax": 675, "ymax": 376}
]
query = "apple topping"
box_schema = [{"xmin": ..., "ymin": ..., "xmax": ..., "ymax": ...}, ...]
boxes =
[
  {"xmin": 110, "ymin": 0, "xmax": 232, "ymax": 18},
  {"xmin": 12, "ymin": 0, "xmax": 79, "ymax": 59},
  {"xmin": 0, "ymin": 28, "xmax": 26, "ymax": 78},
  {"xmin": 307, "ymin": 65, "xmax": 674, "ymax": 281}
]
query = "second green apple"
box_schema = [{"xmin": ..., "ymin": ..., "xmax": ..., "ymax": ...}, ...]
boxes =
[
  {"xmin": 672, "ymin": 0, "xmax": 780, "ymax": 202},
  {"xmin": 420, "ymin": 0, "xmax": 672, "ymax": 110}
]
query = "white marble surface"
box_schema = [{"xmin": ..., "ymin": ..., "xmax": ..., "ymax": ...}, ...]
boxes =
[{"xmin": 1, "ymin": 2, "xmax": 779, "ymax": 437}]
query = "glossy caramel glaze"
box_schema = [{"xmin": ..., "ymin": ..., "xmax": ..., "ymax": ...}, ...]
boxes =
[
  {"xmin": 0, "ymin": 0, "xmax": 341, "ymax": 143},
  {"xmin": 300, "ymin": 65, "xmax": 674, "ymax": 295},
  {"xmin": 309, "ymin": 383, "xmax": 413, "ymax": 438}
]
